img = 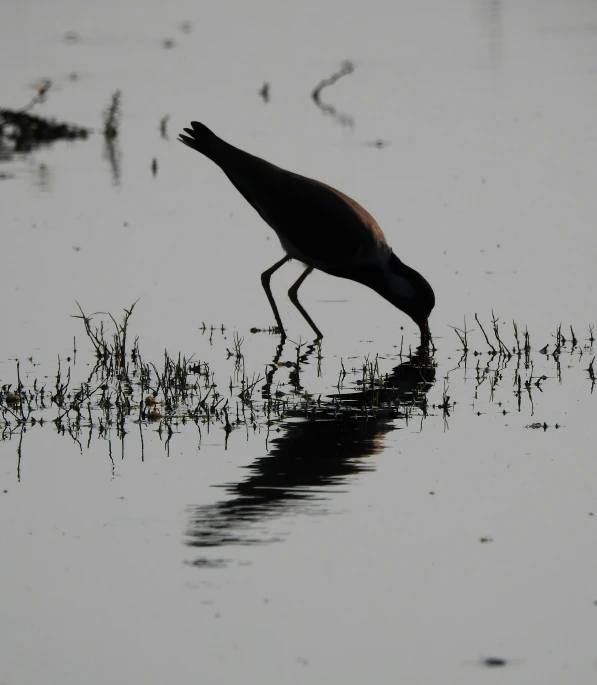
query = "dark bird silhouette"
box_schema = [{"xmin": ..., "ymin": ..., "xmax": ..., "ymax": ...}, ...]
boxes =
[{"xmin": 178, "ymin": 121, "xmax": 435, "ymax": 342}]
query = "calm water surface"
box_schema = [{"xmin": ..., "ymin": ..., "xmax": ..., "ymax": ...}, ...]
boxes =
[{"xmin": 1, "ymin": 1, "xmax": 596, "ymax": 683}]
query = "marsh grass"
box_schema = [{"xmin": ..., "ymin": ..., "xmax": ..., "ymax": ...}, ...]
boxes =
[
  {"xmin": 0, "ymin": 82, "xmax": 89, "ymax": 151},
  {"xmin": 447, "ymin": 313, "xmax": 595, "ymax": 413},
  {"xmin": 0, "ymin": 82, "xmax": 126, "ymax": 159},
  {"xmin": 103, "ymin": 90, "xmax": 122, "ymax": 139},
  {"xmin": 0, "ymin": 307, "xmax": 593, "ymax": 469}
]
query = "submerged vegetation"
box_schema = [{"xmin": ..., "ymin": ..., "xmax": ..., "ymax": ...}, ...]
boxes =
[
  {"xmin": 0, "ymin": 107, "xmax": 89, "ymax": 151},
  {"xmin": 0, "ymin": 79, "xmax": 89, "ymax": 152},
  {"xmin": 1, "ymin": 53, "xmax": 357, "ymax": 161},
  {"xmin": 0, "ymin": 83, "xmax": 124, "ymax": 155}
]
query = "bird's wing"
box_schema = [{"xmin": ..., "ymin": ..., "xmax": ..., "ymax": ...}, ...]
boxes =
[
  {"xmin": 260, "ymin": 174, "xmax": 388, "ymax": 266},
  {"xmin": 183, "ymin": 129, "xmax": 390, "ymax": 267},
  {"xmin": 219, "ymin": 155, "xmax": 388, "ymax": 265}
]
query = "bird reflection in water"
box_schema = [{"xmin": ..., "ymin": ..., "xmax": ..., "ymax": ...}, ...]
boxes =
[{"xmin": 186, "ymin": 349, "xmax": 435, "ymax": 553}]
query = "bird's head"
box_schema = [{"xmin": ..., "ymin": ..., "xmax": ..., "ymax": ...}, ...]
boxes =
[
  {"xmin": 382, "ymin": 253, "xmax": 435, "ymax": 338},
  {"xmin": 346, "ymin": 252, "xmax": 433, "ymax": 340},
  {"xmin": 325, "ymin": 251, "xmax": 435, "ymax": 341}
]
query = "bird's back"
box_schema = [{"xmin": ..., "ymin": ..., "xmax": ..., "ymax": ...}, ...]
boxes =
[{"xmin": 180, "ymin": 123, "xmax": 390, "ymax": 269}]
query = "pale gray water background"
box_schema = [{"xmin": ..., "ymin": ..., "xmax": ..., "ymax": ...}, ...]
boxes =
[{"xmin": 1, "ymin": 0, "xmax": 597, "ymax": 683}]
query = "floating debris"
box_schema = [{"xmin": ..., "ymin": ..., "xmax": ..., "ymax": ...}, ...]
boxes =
[
  {"xmin": 0, "ymin": 107, "xmax": 89, "ymax": 152},
  {"xmin": 526, "ymin": 422, "xmax": 560, "ymax": 430},
  {"xmin": 159, "ymin": 114, "xmax": 170, "ymax": 138},
  {"xmin": 103, "ymin": 90, "xmax": 121, "ymax": 140},
  {"xmin": 258, "ymin": 82, "xmax": 270, "ymax": 103},
  {"xmin": 311, "ymin": 60, "xmax": 355, "ymax": 127},
  {"xmin": 63, "ymin": 31, "xmax": 80, "ymax": 44},
  {"xmin": 367, "ymin": 139, "xmax": 388, "ymax": 148},
  {"xmin": 185, "ymin": 558, "xmax": 229, "ymax": 569}
]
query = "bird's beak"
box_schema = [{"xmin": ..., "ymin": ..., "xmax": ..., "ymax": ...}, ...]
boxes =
[{"xmin": 417, "ymin": 318, "xmax": 431, "ymax": 346}]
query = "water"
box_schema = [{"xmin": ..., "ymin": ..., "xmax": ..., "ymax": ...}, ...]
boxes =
[{"xmin": 1, "ymin": 1, "xmax": 596, "ymax": 683}]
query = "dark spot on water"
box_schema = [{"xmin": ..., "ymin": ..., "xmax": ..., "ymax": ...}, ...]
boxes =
[
  {"xmin": 258, "ymin": 82, "xmax": 270, "ymax": 103},
  {"xmin": 185, "ymin": 558, "xmax": 229, "ymax": 569},
  {"xmin": 482, "ymin": 657, "xmax": 507, "ymax": 667}
]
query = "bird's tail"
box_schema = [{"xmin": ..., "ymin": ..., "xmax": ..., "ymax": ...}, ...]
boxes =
[{"xmin": 178, "ymin": 121, "xmax": 217, "ymax": 160}]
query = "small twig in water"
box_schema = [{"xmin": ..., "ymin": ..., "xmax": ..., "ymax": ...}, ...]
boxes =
[
  {"xmin": 159, "ymin": 114, "xmax": 170, "ymax": 138},
  {"xmin": 311, "ymin": 61, "xmax": 355, "ymax": 127},
  {"xmin": 475, "ymin": 314, "xmax": 497, "ymax": 353},
  {"xmin": 103, "ymin": 90, "xmax": 122, "ymax": 139}
]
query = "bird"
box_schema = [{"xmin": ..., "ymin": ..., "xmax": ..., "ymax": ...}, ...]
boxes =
[{"xmin": 178, "ymin": 121, "xmax": 435, "ymax": 343}]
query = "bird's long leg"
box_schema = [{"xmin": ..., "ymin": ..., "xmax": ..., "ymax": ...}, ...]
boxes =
[
  {"xmin": 288, "ymin": 266, "xmax": 323, "ymax": 340},
  {"xmin": 261, "ymin": 256, "xmax": 291, "ymax": 338}
]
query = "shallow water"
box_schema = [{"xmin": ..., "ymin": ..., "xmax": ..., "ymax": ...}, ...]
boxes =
[{"xmin": 1, "ymin": 1, "xmax": 597, "ymax": 683}]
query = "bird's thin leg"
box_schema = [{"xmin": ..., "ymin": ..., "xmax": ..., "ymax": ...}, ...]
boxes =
[
  {"xmin": 261, "ymin": 256, "xmax": 291, "ymax": 338},
  {"xmin": 288, "ymin": 266, "xmax": 323, "ymax": 340}
]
